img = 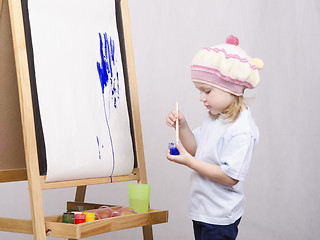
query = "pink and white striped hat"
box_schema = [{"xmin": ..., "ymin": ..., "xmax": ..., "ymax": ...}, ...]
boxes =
[{"xmin": 191, "ymin": 35, "xmax": 263, "ymax": 96}]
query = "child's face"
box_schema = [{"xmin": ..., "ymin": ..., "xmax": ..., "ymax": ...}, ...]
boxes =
[{"xmin": 193, "ymin": 82, "xmax": 235, "ymax": 115}]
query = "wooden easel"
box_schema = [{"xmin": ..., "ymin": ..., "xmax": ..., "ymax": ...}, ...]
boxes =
[{"xmin": 0, "ymin": 0, "xmax": 168, "ymax": 239}]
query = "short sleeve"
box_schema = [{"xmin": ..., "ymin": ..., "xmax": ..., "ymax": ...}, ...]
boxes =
[
  {"xmin": 192, "ymin": 127, "xmax": 201, "ymax": 145},
  {"xmin": 220, "ymin": 133, "xmax": 256, "ymax": 181}
]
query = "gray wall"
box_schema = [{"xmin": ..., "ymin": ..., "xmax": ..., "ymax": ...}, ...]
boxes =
[{"xmin": 1, "ymin": 0, "xmax": 320, "ymax": 239}]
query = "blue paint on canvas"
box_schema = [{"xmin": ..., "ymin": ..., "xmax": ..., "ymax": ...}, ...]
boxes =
[
  {"xmin": 97, "ymin": 33, "xmax": 120, "ymax": 108},
  {"xmin": 96, "ymin": 32, "xmax": 121, "ymax": 180},
  {"xmin": 96, "ymin": 136, "xmax": 105, "ymax": 160}
]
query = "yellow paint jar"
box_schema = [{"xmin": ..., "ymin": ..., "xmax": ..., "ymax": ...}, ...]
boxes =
[{"xmin": 83, "ymin": 212, "xmax": 95, "ymax": 222}]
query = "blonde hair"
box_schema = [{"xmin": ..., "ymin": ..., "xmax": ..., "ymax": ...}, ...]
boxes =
[{"xmin": 210, "ymin": 96, "xmax": 245, "ymax": 123}]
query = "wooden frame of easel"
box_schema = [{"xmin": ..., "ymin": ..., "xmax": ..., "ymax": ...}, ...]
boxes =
[{"xmin": 0, "ymin": 0, "xmax": 168, "ymax": 239}]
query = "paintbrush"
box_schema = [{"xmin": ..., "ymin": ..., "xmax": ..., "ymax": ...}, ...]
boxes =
[{"xmin": 176, "ymin": 102, "xmax": 179, "ymax": 144}]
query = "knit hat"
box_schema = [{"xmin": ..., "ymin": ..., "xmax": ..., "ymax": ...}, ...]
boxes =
[{"xmin": 191, "ymin": 35, "xmax": 263, "ymax": 96}]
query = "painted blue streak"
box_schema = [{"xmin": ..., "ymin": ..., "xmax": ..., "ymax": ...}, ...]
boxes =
[
  {"xmin": 102, "ymin": 94, "xmax": 115, "ymax": 178},
  {"xmin": 104, "ymin": 33, "xmax": 113, "ymax": 78},
  {"xmin": 96, "ymin": 32, "xmax": 119, "ymax": 180},
  {"xmin": 97, "ymin": 33, "xmax": 108, "ymax": 94}
]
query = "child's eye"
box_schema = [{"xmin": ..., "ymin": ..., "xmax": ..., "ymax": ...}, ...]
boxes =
[{"xmin": 204, "ymin": 90, "xmax": 211, "ymax": 94}]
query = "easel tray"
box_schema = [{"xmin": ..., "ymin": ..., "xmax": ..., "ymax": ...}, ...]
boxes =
[
  {"xmin": 0, "ymin": 209, "xmax": 168, "ymax": 239},
  {"xmin": 50, "ymin": 209, "xmax": 168, "ymax": 239}
]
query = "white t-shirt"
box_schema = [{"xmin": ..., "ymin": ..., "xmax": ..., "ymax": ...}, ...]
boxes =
[{"xmin": 188, "ymin": 108, "xmax": 259, "ymax": 225}]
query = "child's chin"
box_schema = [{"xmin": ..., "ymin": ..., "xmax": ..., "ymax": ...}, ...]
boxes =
[
  {"xmin": 209, "ymin": 111, "xmax": 220, "ymax": 120},
  {"xmin": 209, "ymin": 109, "xmax": 219, "ymax": 115}
]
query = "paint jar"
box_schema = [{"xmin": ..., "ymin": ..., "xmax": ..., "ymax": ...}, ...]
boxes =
[
  {"xmin": 83, "ymin": 212, "xmax": 95, "ymax": 222},
  {"xmin": 168, "ymin": 143, "xmax": 179, "ymax": 155},
  {"xmin": 71, "ymin": 211, "xmax": 83, "ymax": 215},
  {"xmin": 62, "ymin": 212, "xmax": 74, "ymax": 224},
  {"xmin": 74, "ymin": 213, "xmax": 86, "ymax": 224}
]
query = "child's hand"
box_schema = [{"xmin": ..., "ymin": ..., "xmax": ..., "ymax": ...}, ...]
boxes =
[
  {"xmin": 166, "ymin": 109, "xmax": 186, "ymax": 129},
  {"xmin": 166, "ymin": 144, "xmax": 193, "ymax": 166}
]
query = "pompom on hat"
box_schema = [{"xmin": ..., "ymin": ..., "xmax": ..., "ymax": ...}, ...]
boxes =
[{"xmin": 191, "ymin": 35, "xmax": 263, "ymax": 96}]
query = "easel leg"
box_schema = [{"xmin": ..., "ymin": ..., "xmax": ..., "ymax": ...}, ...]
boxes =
[
  {"xmin": 143, "ymin": 225, "xmax": 154, "ymax": 240},
  {"xmin": 68, "ymin": 186, "xmax": 87, "ymax": 240},
  {"xmin": 28, "ymin": 179, "xmax": 47, "ymax": 240},
  {"xmin": 75, "ymin": 185, "xmax": 87, "ymax": 202},
  {"xmin": 8, "ymin": 0, "xmax": 47, "ymax": 238}
]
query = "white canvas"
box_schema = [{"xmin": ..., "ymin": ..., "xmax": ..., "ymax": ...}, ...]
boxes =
[{"xmin": 27, "ymin": 0, "xmax": 134, "ymax": 182}]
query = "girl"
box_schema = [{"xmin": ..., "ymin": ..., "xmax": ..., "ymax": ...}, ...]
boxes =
[{"xmin": 166, "ymin": 35, "xmax": 263, "ymax": 240}]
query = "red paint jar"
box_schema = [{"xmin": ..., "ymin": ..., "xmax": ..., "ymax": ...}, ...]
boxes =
[{"xmin": 74, "ymin": 214, "xmax": 86, "ymax": 224}]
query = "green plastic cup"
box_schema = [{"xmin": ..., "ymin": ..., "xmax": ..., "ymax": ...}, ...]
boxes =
[{"xmin": 128, "ymin": 184, "xmax": 150, "ymax": 214}]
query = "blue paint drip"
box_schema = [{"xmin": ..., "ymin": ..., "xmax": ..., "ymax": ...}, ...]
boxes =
[
  {"xmin": 96, "ymin": 136, "xmax": 101, "ymax": 159},
  {"xmin": 96, "ymin": 32, "xmax": 121, "ymax": 179},
  {"xmin": 102, "ymin": 95, "xmax": 115, "ymax": 177}
]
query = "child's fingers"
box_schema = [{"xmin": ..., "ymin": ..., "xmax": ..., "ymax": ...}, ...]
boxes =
[
  {"xmin": 166, "ymin": 149, "xmax": 171, "ymax": 159},
  {"xmin": 166, "ymin": 111, "xmax": 178, "ymax": 126},
  {"xmin": 166, "ymin": 118, "xmax": 175, "ymax": 127},
  {"xmin": 166, "ymin": 109, "xmax": 184, "ymax": 128},
  {"xmin": 170, "ymin": 112, "xmax": 177, "ymax": 120},
  {"xmin": 170, "ymin": 110, "xmax": 178, "ymax": 120},
  {"xmin": 166, "ymin": 149, "xmax": 178, "ymax": 162},
  {"xmin": 167, "ymin": 112, "xmax": 175, "ymax": 122}
]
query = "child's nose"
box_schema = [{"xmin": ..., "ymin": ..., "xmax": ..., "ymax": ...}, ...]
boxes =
[{"xmin": 200, "ymin": 93, "xmax": 206, "ymax": 102}]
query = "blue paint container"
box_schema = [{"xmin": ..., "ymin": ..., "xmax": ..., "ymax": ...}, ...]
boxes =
[{"xmin": 168, "ymin": 143, "xmax": 179, "ymax": 155}]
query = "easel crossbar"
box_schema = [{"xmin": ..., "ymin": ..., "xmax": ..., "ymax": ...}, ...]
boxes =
[
  {"xmin": 0, "ymin": 168, "xmax": 27, "ymax": 183},
  {"xmin": 0, "ymin": 217, "xmax": 33, "ymax": 234}
]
